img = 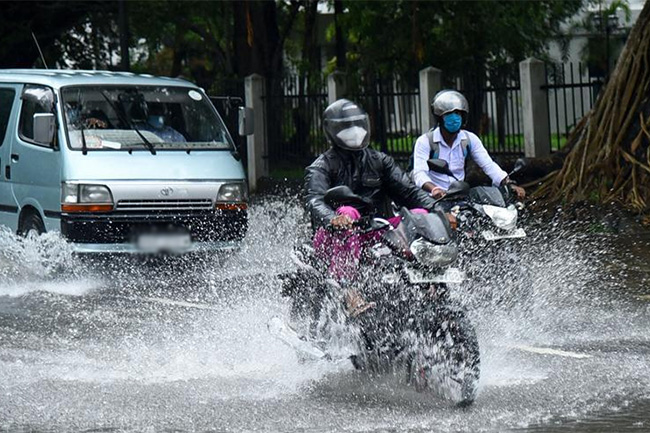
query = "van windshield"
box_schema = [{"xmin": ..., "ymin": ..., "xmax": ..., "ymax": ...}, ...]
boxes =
[{"xmin": 61, "ymin": 86, "xmax": 234, "ymax": 151}]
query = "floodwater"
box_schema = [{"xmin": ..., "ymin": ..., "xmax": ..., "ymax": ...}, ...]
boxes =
[{"xmin": 0, "ymin": 196, "xmax": 649, "ymax": 432}]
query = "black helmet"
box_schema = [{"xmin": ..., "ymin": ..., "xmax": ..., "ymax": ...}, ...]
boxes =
[
  {"xmin": 323, "ymin": 99, "xmax": 370, "ymax": 151},
  {"xmin": 431, "ymin": 90, "xmax": 469, "ymax": 118}
]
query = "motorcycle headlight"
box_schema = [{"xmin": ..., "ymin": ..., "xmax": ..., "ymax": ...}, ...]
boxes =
[
  {"xmin": 410, "ymin": 238, "xmax": 458, "ymax": 267},
  {"xmin": 483, "ymin": 204, "xmax": 518, "ymax": 231}
]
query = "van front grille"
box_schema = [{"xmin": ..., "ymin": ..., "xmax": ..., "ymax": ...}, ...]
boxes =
[{"xmin": 115, "ymin": 199, "xmax": 213, "ymax": 212}]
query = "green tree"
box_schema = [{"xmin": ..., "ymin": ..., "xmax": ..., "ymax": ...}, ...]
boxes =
[
  {"xmin": 0, "ymin": 1, "xmax": 104, "ymax": 68},
  {"xmin": 340, "ymin": 1, "xmax": 584, "ymax": 134}
]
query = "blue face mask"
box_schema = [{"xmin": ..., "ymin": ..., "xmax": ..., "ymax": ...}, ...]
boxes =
[{"xmin": 443, "ymin": 112, "xmax": 462, "ymax": 133}]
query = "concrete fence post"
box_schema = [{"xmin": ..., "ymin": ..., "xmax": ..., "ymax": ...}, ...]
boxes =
[
  {"xmin": 327, "ymin": 71, "xmax": 347, "ymax": 105},
  {"xmin": 519, "ymin": 58, "xmax": 550, "ymax": 158},
  {"xmin": 244, "ymin": 73, "xmax": 267, "ymax": 192},
  {"xmin": 419, "ymin": 66, "xmax": 442, "ymax": 132}
]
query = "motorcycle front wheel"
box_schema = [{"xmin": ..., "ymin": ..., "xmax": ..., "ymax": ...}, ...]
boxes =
[{"xmin": 408, "ymin": 308, "xmax": 480, "ymax": 406}]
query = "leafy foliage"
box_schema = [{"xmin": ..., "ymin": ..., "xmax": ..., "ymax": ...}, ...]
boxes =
[{"xmin": 340, "ymin": 0, "xmax": 583, "ymax": 79}]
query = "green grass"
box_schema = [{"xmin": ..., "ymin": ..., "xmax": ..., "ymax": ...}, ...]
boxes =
[{"xmin": 270, "ymin": 166, "xmax": 305, "ymax": 180}]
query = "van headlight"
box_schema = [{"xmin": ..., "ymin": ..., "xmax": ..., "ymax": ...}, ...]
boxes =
[
  {"xmin": 410, "ymin": 239, "xmax": 458, "ymax": 267},
  {"xmin": 483, "ymin": 204, "xmax": 517, "ymax": 231},
  {"xmin": 61, "ymin": 183, "xmax": 114, "ymax": 212},
  {"xmin": 216, "ymin": 182, "xmax": 248, "ymax": 210}
]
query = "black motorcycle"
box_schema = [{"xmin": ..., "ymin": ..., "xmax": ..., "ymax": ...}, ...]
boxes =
[
  {"xmin": 276, "ymin": 185, "xmax": 480, "ymax": 406},
  {"xmin": 428, "ymin": 158, "xmax": 527, "ymax": 242}
]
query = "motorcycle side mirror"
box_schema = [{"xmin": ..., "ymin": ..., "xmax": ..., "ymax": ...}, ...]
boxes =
[
  {"xmin": 427, "ymin": 159, "xmax": 455, "ymax": 177},
  {"xmin": 446, "ymin": 180, "xmax": 471, "ymax": 196},
  {"xmin": 510, "ymin": 158, "xmax": 527, "ymax": 176},
  {"xmin": 324, "ymin": 185, "xmax": 373, "ymax": 213}
]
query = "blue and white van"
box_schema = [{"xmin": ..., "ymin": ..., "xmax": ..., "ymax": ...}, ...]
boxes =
[{"xmin": 0, "ymin": 69, "xmax": 249, "ymax": 253}]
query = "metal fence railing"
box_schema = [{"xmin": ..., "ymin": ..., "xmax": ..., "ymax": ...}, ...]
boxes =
[
  {"xmin": 265, "ymin": 74, "xmax": 328, "ymax": 170},
  {"xmin": 455, "ymin": 68, "xmax": 524, "ymax": 155},
  {"xmin": 351, "ymin": 74, "xmax": 422, "ymax": 165},
  {"xmin": 543, "ymin": 62, "xmax": 602, "ymax": 151},
  {"xmin": 264, "ymin": 74, "xmax": 421, "ymax": 170},
  {"xmin": 258, "ymin": 63, "xmax": 602, "ymax": 173}
]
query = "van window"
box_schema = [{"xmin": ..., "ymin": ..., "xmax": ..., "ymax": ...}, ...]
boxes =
[
  {"xmin": 61, "ymin": 85, "xmax": 234, "ymax": 151},
  {"xmin": 18, "ymin": 85, "xmax": 55, "ymax": 146},
  {"xmin": 0, "ymin": 88, "xmax": 16, "ymax": 146}
]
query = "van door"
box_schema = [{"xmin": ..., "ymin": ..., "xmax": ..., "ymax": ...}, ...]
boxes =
[
  {"xmin": 0, "ymin": 84, "xmax": 20, "ymax": 231},
  {"xmin": 10, "ymin": 84, "xmax": 62, "ymax": 233}
]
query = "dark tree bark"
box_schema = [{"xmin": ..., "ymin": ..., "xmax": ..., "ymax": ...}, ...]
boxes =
[
  {"xmin": 118, "ymin": 0, "xmax": 130, "ymax": 71},
  {"xmin": 295, "ymin": 0, "xmax": 320, "ymax": 159},
  {"xmin": 334, "ymin": 0, "xmax": 346, "ymax": 70},
  {"xmin": 534, "ymin": 1, "xmax": 650, "ymax": 212}
]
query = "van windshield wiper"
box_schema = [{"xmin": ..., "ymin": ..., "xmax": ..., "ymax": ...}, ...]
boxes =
[
  {"xmin": 79, "ymin": 119, "xmax": 88, "ymax": 155},
  {"xmin": 99, "ymin": 90, "xmax": 156, "ymax": 155}
]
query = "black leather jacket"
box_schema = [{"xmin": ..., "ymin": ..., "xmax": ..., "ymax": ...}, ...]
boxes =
[{"xmin": 304, "ymin": 147, "xmax": 436, "ymax": 229}]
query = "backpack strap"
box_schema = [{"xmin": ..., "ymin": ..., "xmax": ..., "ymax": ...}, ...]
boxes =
[
  {"xmin": 431, "ymin": 131, "xmax": 472, "ymax": 161},
  {"xmin": 460, "ymin": 135, "xmax": 471, "ymax": 160},
  {"xmin": 426, "ymin": 129, "xmax": 440, "ymax": 159}
]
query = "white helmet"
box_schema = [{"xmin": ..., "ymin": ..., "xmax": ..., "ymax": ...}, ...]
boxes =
[{"xmin": 431, "ymin": 90, "xmax": 469, "ymax": 118}]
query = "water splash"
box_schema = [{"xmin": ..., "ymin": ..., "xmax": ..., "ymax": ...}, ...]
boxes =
[{"xmin": 1, "ymin": 198, "xmax": 649, "ymax": 432}]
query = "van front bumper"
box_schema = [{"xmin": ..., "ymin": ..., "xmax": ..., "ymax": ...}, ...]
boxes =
[
  {"xmin": 60, "ymin": 208, "xmax": 247, "ymax": 254},
  {"xmin": 69, "ymin": 240, "xmax": 241, "ymax": 254}
]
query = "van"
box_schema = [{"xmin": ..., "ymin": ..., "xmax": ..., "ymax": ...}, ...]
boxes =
[{"xmin": 0, "ymin": 69, "xmax": 250, "ymax": 253}]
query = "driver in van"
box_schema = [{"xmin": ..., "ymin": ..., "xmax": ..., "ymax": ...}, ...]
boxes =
[
  {"xmin": 145, "ymin": 103, "xmax": 186, "ymax": 143},
  {"xmin": 304, "ymin": 99, "xmax": 437, "ymax": 316},
  {"xmin": 130, "ymin": 99, "xmax": 186, "ymax": 143}
]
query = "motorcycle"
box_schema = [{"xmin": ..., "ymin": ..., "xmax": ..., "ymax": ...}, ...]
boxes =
[
  {"xmin": 274, "ymin": 185, "xmax": 481, "ymax": 406},
  {"xmin": 427, "ymin": 158, "xmax": 527, "ymax": 242}
]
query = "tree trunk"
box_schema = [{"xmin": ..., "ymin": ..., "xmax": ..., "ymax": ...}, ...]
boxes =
[
  {"xmin": 334, "ymin": 0, "xmax": 346, "ymax": 70},
  {"xmin": 296, "ymin": 0, "xmax": 319, "ymax": 160},
  {"xmin": 534, "ymin": 1, "xmax": 650, "ymax": 213}
]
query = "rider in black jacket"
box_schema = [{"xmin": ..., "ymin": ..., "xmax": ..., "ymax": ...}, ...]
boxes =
[{"xmin": 305, "ymin": 99, "xmax": 436, "ymax": 230}]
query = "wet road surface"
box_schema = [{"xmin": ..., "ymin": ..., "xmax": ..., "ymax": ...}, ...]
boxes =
[{"xmin": 0, "ymin": 196, "xmax": 649, "ymax": 432}]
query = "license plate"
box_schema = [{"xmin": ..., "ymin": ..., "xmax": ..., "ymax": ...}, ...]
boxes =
[
  {"xmin": 137, "ymin": 233, "xmax": 192, "ymax": 252},
  {"xmin": 481, "ymin": 227, "xmax": 526, "ymax": 241},
  {"xmin": 405, "ymin": 267, "xmax": 466, "ymax": 284}
]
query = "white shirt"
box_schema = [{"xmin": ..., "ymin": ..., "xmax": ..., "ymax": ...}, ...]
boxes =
[{"xmin": 412, "ymin": 128, "xmax": 507, "ymax": 190}]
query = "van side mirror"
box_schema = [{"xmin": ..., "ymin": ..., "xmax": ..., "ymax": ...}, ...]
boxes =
[
  {"xmin": 238, "ymin": 106, "xmax": 254, "ymax": 136},
  {"xmin": 33, "ymin": 113, "xmax": 55, "ymax": 146}
]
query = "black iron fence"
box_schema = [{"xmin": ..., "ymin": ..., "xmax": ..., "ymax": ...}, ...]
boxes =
[
  {"xmin": 264, "ymin": 75, "xmax": 328, "ymax": 171},
  {"xmin": 543, "ymin": 62, "xmax": 602, "ymax": 151},
  {"xmin": 450, "ymin": 63, "xmax": 524, "ymax": 156},
  {"xmin": 265, "ymin": 74, "xmax": 421, "ymax": 170},
  {"xmin": 255, "ymin": 62, "xmax": 603, "ymax": 175},
  {"xmin": 460, "ymin": 80, "xmax": 524, "ymax": 155},
  {"xmin": 350, "ymin": 74, "xmax": 422, "ymax": 165}
]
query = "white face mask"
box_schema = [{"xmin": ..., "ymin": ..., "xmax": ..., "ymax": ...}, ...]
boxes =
[{"xmin": 336, "ymin": 126, "xmax": 368, "ymax": 149}]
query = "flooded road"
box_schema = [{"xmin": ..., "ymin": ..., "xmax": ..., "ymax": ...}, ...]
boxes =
[{"xmin": 0, "ymin": 196, "xmax": 649, "ymax": 432}]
